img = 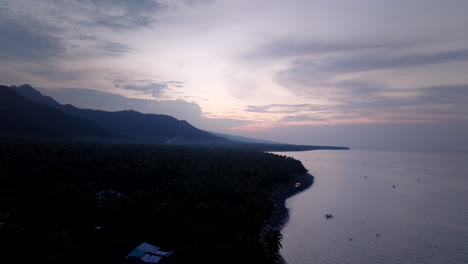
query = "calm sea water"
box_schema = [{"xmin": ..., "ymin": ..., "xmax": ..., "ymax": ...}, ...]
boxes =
[{"xmin": 274, "ymin": 150, "xmax": 468, "ymax": 264}]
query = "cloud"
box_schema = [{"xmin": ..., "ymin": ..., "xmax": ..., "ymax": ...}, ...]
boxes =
[
  {"xmin": 162, "ymin": 81, "xmax": 184, "ymax": 88},
  {"xmin": 278, "ymin": 49, "xmax": 468, "ymax": 85},
  {"xmin": 3, "ymin": 0, "xmax": 468, "ymax": 150},
  {"xmin": 248, "ymin": 40, "xmax": 383, "ymax": 59},
  {"xmin": 36, "ymin": 86, "xmax": 250, "ymax": 132},
  {"xmin": 27, "ymin": 67, "xmax": 94, "ymax": 82},
  {"xmin": 419, "ymin": 85, "xmax": 468, "ymax": 105},
  {"xmin": 280, "ymin": 115, "xmax": 326, "ymax": 122},
  {"xmin": 112, "ymin": 79, "xmax": 186, "ymax": 98},
  {"xmin": 245, "ymin": 104, "xmax": 323, "ymax": 113},
  {"xmin": 57, "ymin": 0, "xmax": 165, "ymax": 31},
  {"xmin": 272, "ymin": 45, "xmax": 468, "ymax": 123},
  {"xmin": 97, "ymin": 41, "xmax": 132, "ymax": 56},
  {"xmin": 183, "ymin": 0, "xmax": 216, "ymax": 6},
  {"xmin": 334, "ymin": 83, "xmax": 468, "ymax": 113},
  {"xmin": 244, "ymin": 82, "xmax": 468, "ymax": 123},
  {"xmin": 340, "ymin": 83, "xmax": 468, "ymax": 121},
  {"xmin": 324, "ymin": 49, "xmax": 468, "ymax": 73},
  {"xmin": 122, "ymin": 83, "xmax": 168, "ymax": 97},
  {"xmin": 244, "ymin": 104, "xmax": 331, "ymax": 125},
  {"xmin": 273, "ymin": 48, "xmax": 468, "ymax": 100},
  {"xmin": 0, "ymin": 8, "xmax": 64, "ymax": 61},
  {"xmin": 0, "ymin": 0, "xmax": 165, "ymax": 61}
]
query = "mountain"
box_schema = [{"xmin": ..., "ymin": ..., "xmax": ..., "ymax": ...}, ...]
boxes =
[
  {"xmin": 9, "ymin": 84, "xmax": 350, "ymax": 150},
  {"xmin": 210, "ymin": 132, "xmax": 285, "ymax": 144},
  {"xmin": 0, "ymin": 85, "xmax": 113, "ymax": 139},
  {"xmin": 12, "ymin": 84, "xmax": 61, "ymax": 106},
  {"xmin": 12, "ymin": 84, "xmax": 227, "ymax": 145}
]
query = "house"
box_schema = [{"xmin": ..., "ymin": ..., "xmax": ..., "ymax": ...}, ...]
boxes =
[{"xmin": 122, "ymin": 242, "xmax": 174, "ymax": 264}]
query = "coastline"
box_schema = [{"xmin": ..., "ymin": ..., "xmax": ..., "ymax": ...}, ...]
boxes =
[
  {"xmin": 261, "ymin": 171, "xmax": 315, "ymax": 263},
  {"xmin": 266, "ymin": 172, "xmax": 314, "ymax": 229}
]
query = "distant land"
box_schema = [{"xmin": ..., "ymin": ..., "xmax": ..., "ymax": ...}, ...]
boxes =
[
  {"xmin": 2, "ymin": 84, "xmax": 349, "ymax": 151},
  {"xmin": 0, "ymin": 84, "xmax": 348, "ymax": 263},
  {"xmin": 210, "ymin": 132, "xmax": 283, "ymax": 144}
]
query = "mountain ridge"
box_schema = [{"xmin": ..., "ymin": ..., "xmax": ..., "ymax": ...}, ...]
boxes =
[
  {"xmin": 7, "ymin": 84, "xmax": 350, "ymax": 150},
  {"xmin": 11, "ymin": 84, "xmax": 228, "ymax": 145},
  {"xmin": 0, "ymin": 85, "xmax": 114, "ymax": 139}
]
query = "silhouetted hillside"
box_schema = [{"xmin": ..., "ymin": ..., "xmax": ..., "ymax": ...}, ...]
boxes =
[
  {"xmin": 10, "ymin": 84, "xmax": 350, "ymax": 150},
  {"xmin": 0, "ymin": 86, "xmax": 112, "ymax": 139},
  {"xmin": 210, "ymin": 131, "xmax": 284, "ymax": 144},
  {"xmin": 12, "ymin": 84, "xmax": 228, "ymax": 145}
]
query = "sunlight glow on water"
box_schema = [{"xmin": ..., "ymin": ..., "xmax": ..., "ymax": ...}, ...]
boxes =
[{"xmin": 276, "ymin": 150, "xmax": 468, "ymax": 264}]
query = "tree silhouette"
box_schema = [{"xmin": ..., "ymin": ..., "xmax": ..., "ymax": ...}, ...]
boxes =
[
  {"xmin": 0, "ymin": 139, "xmax": 307, "ymax": 263},
  {"xmin": 265, "ymin": 229, "xmax": 283, "ymax": 262}
]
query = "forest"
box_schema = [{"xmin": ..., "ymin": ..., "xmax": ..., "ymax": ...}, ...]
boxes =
[{"xmin": 0, "ymin": 139, "xmax": 308, "ymax": 264}]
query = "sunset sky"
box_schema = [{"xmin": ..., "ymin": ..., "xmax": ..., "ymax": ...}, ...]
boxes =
[{"xmin": 2, "ymin": 0, "xmax": 468, "ymax": 152}]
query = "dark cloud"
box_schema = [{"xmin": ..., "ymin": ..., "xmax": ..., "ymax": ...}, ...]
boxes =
[
  {"xmin": 337, "ymin": 83, "xmax": 468, "ymax": 111},
  {"xmin": 186, "ymin": 0, "xmax": 216, "ymax": 4},
  {"xmin": 126, "ymin": 84, "xmax": 167, "ymax": 97},
  {"xmin": 3, "ymin": 0, "xmax": 165, "ymax": 39},
  {"xmin": 68, "ymin": 0, "xmax": 165, "ymax": 30},
  {"xmin": 365, "ymin": 85, "xmax": 468, "ymax": 120},
  {"xmin": 28, "ymin": 67, "xmax": 93, "ymax": 81},
  {"xmin": 182, "ymin": 0, "xmax": 216, "ymax": 7},
  {"xmin": 324, "ymin": 49, "xmax": 468, "ymax": 73},
  {"xmin": 274, "ymin": 48, "xmax": 468, "ymax": 120},
  {"xmin": 279, "ymin": 49, "xmax": 468, "ymax": 83},
  {"xmin": 419, "ymin": 85, "xmax": 468, "ymax": 105},
  {"xmin": 330, "ymin": 81, "xmax": 395, "ymax": 107},
  {"xmin": 245, "ymin": 34, "xmax": 440, "ymax": 61},
  {"xmin": 274, "ymin": 59, "xmax": 331, "ymax": 90},
  {"xmin": 77, "ymin": 34, "xmax": 97, "ymax": 41},
  {"xmin": 249, "ymin": 40, "xmax": 380, "ymax": 59},
  {"xmin": 97, "ymin": 41, "xmax": 132, "ymax": 56},
  {"xmin": 113, "ymin": 79, "xmax": 186, "ymax": 98},
  {"xmin": 325, "ymin": 83, "xmax": 468, "ymax": 121},
  {"xmin": 0, "ymin": 9, "xmax": 64, "ymax": 61}
]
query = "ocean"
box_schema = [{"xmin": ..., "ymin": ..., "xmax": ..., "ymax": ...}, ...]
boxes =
[{"xmin": 274, "ymin": 150, "xmax": 468, "ymax": 264}]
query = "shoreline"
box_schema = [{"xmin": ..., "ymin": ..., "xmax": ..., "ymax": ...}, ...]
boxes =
[
  {"xmin": 261, "ymin": 171, "xmax": 315, "ymax": 263},
  {"xmin": 266, "ymin": 172, "xmax": 314, "ymax": 229}
]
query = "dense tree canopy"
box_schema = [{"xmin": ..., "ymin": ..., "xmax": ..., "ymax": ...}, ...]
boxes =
[{"xmin": 0, "ymin": 139, "xmax": 307, "ymax": 264}]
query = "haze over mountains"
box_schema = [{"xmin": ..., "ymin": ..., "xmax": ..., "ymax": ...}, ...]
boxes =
[{"xmin": 2, "ymin": 84, "xmax": 349, "ymax": 150}]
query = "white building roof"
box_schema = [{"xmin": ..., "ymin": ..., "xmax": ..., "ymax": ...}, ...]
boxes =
[
  {"xmin": 141, "ymin": 254, "xmax": 162, "ymax": 263},
  {"xmin": 127, "ymin": 242, "xmax": 161, "ymax": 258}
]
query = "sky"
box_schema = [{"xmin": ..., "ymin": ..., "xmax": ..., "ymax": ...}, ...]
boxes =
[{"xmin": 1, "ymin": 0, "xmax": 468, "ymax": 152}]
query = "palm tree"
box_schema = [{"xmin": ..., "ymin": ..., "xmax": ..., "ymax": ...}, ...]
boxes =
[{"xmin": 265, "ymin": 229, "xmax": 283, "ymax": 262}]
